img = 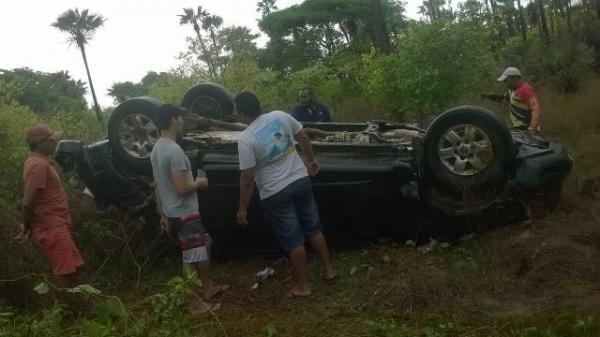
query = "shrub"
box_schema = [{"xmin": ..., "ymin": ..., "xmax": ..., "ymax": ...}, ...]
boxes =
[{"xmin": 359, "ymin": 21, "xmax": 497, "ymax": 126}]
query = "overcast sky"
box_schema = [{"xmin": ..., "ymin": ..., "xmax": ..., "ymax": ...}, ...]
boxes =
[{"xmin": 0, "ymin": 0, "xmax": 421, "ymax": 107}]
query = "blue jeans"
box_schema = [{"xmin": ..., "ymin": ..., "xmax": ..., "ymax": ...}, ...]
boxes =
[{"xmin": 261, "ymin": 176, "xmax": 322, "ymax": 252}]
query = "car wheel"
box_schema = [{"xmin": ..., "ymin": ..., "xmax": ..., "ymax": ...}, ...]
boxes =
[
  {"xmin": 181, "ymin": 83, "xmax": 235, "ymax": 122},
  {"xmin": 107, "ymin": 97, "xmax": 165, "ymax": 175},
  {"xmin": 422, "ymin": 106, "xmax": 514, "ymax": 213}
]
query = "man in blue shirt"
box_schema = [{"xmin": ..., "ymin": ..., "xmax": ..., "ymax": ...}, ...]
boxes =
[{"xmin": 291, "ymin": 87, "xmax": 332, "ymax": 123}]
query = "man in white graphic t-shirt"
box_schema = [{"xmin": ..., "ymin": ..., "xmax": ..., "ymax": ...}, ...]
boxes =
[{"xmin": 235, "ymin": 91, "xmax": 336, "ymax": 298}]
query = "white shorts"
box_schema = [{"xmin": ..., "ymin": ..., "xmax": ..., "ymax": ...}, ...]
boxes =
[{"xmin": 182, "ymin": 245, "xmax": 208, "ymax": 264}]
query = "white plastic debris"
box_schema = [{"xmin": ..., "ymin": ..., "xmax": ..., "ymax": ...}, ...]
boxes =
[{"xmin": 251, "ymin": 267, "xmax": 275, "ymax": 290}]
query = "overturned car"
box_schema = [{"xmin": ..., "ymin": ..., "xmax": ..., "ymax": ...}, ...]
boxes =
[{"xmin": 55, "ymin": 83, "xmax": 572, "ymax": 254}]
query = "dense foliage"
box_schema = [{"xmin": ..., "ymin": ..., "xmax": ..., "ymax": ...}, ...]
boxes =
[{"xmin": 107, "ymin": 0, "xmax": 599, "ymax": 124}]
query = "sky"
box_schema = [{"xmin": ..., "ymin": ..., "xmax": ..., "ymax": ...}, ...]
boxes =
[{"xmin": 0, "ymin": 0, "xmax": 421, "ymax": 108}]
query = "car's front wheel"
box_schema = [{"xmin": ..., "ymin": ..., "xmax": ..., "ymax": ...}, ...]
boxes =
[
  {"xmin": 421, "ymin": 106, "xmax": 514, "ymax": 214},
  {"xmin": 107, "ymin": 96, "xmax": 165, "ymax": 175}
]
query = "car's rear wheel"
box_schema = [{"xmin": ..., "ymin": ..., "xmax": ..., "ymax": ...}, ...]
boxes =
[
  {"xmin": 181, "ymin": 83, "xmax": 235, "ymax": 122},
  {"xmin": 107, "ymin": 97, "xmax": 165, "ymax": 175},
  {"xmin": 421, "ymin": 106, "xmax": 514, "ymax": 214}
]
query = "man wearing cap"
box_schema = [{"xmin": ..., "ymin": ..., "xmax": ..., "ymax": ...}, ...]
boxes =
[
  {"xmin": 482, "ymin": 67, "xmax": 542, "ymax": 133},
  {"xmin": 235, "ymin": 91, "xmax": 336, "ymax": 298},
  {"xmin": 16, "ymin": 123, "xmax": 85, "ymax": 283},
  {"xmin": 150, "ymin": 103, "xmax": 228, "ymax": 313}
]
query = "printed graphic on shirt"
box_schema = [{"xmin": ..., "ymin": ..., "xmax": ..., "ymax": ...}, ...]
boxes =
[
  {"xmin": 255, "ymin": 118, "xmax": 295, "ymax": 163},
  {"xmin": 509, "ymin": 90, "xmax": 532, "ymax": 125}
]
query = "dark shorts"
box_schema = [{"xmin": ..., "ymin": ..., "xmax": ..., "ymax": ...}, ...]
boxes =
[
  {"xmin": 168, "ymin": 213, "xmax": 210, "ymax": 263},
  {"xmin": 262, "ymin": 176, "xmax": 323, "ymax": 252}
]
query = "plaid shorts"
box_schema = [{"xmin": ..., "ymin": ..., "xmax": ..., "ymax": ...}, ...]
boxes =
[{"xmin": 168, "ymin": 213, "xmax": 210, "ymax": 264}]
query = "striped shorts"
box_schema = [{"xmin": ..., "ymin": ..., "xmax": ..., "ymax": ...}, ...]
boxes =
[{"xmin": 168, "ymin": 213, "xmax": 211, "ymax": 264}]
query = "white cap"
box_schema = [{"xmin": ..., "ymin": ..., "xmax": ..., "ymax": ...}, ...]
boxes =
[{"xmin": 497, "ymin": 67, "xmax": 522, "ymax": 82}]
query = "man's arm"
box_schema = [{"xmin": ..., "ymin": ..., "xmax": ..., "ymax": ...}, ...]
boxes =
[
  {"xmin": 171, "ymin": 170, "xmax": 207, "ymax": 196},
  {"xmin": 18, "ymin": 185, "xmax": 40, "ymax": 242},
  {"xmin": 294, "ymin": 130, "xmax": 320, "ymax": 176},
  {"xmin": 154, "ymin": 187, "xmax": 169, "ymax": 233},
  {"xmin": 481, "ymin": 92, "xmax": 507, "ymax": 103},
  {"xmin": 527, "ymin": 95, "xmax": 542, "ymax": 133},
  {"xmin": 237, "ymin": 167, "xmax": 256, "ymax": 227}
]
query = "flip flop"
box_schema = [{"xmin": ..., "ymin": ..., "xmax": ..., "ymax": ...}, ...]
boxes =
[
  {"xmin": 285, "ymin": 290, "xmax": 311, "ymax": 298},
  {"xmin": 190, "ymin": 302, "xmax": 221, "ymax": 315},
  {"xmin": 204, "ymin": 284, "xmax": 230, "ymax": 300}
]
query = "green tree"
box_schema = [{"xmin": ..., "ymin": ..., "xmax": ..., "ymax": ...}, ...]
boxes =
[
  {"xmin": 257, "ymin": 0, "xmax": 279, "ymax": 17},
  {"xmin": 258, "ymin": 0, "xmax": 407, "ymax": 72},
  {"xmin": 418, "ymin": 0, "xmax": 453, "ymax": 21},
  {"xmin": 52, "ymin": 8, "xmax": 106, "ymax": 122},
  {"xmin": 0, "ymin": 68, "xmax": 88, "ymax": 116},
  {"xmin": 359, "ymin": 21, "xmax": 497, "ymax": 124},
  {"xmin": 371, "ymin": 0, "xmax": 392, "ymax": 53},
  {"xmin": 107, "ymin": 81, "xmax": 147, "ymax": 104}
]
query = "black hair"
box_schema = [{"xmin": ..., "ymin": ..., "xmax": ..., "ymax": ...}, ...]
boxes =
[
  {"xmin": 234, "ymin": 91, "xmax": 262, "ymax": 118},
  {"xmin": 300, "ymin": 87, "xmax": 313, "ymax": 95},
  {"xmin": 156, "ymin": 104, "xmax": 183, "ymax": 130}
]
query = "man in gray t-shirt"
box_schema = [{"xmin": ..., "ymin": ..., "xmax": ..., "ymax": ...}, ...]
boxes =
[
  {"xmin": 150, "ymin": 104, "xmax": 228, "ymax": 313},
  {"xmin": 235, "ymin": 91, "xmax": 336, "ymax": 298}
]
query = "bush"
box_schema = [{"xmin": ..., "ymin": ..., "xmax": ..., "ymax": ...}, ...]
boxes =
[
  {"xmin": 500, "ymin": 34, "xmax": 597, "ymax": 92},
  {"xmin": 359, "ymin": 21, "xmax": 497, "ymax": 126},
  {"xmin": 0, "ymin": 102, "xmax": 38, "ymax": 213}
]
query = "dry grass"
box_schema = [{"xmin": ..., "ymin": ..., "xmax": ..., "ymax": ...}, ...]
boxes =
[
  {"xmin": 160, "ymin": 196, "xmax": 600, "ymax": 337},
  {"xmin": 4, "ymin": 79, "xmax": 600, "ymax": 336}
]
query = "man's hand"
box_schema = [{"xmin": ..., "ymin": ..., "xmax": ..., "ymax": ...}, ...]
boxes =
[
  {"xmin": 236, "ymin": 208, "xmax": 248, "ymax": 227},
  {"xmin": 306, "ymin": 160, "xmax": 320, "ymax": 177},
  {"xmin": 195, "ymin": 177, "xmax": 209, "ymax": 191},
  {"xmin": 159, "ymin": 215, "xmax": 170, "ymax": 234},
  {"xmin": 14, "ymin": 224, "xmax": 32, "ymax": 244},
  {"xmin": 528, "ymin": 127, "xmax": 540, "ymax": 134}
]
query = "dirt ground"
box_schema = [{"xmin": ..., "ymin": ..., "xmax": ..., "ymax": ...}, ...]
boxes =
[
  {"xmin": 2, "ymin": 187, "xmax": 599, "ymax": 337},
  {"xmin": 172, "ymin": 190, "xmax": 600, "ymax": 337}
]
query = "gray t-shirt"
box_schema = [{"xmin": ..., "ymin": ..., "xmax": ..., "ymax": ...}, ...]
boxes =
[
  {"xmin": 238, "ymin": 110, "xmax": 308, "ymax": 200},
  {"xmin": 150, "ymin": 138, "xmax": 198, "ymax": 217}
]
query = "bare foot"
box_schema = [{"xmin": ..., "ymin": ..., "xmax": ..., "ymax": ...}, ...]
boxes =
[
  {"xmin": 324, "ymin": 269, "xmax": 337, "ymax": 281},
  {"xmin": 204, "ymin": 284, "xmax": 230, "ymax": 300},
  {"xmin": 286, "ymin": 286, "xmax": 311, "ymax": 298},
  {"xmin": 190, "ymin": 299, "xmax": 221, "ymax": 315}
]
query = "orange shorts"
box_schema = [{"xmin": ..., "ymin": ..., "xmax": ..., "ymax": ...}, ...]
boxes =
[{"xmin": 34, "ymin": 230, "xmax": 84, "ymax": 276}]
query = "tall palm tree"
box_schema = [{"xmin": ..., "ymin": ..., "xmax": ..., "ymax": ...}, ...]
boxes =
[
  {"xmin": 178, "ymin": 7, "xmax": 217, "ymax": 78},
  {"xmin": 517, "ymin": 0, "xmax": 528, "ymax": 43},
  {"xmin": 52, "ymin": 8, "xmax": 106, "ymax": 122},
  {"xmin": 256, "ymin": 0, "xmax": 278, "ymax": 17}
]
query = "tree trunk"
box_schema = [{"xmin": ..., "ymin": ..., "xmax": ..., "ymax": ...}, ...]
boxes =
[
  {"xmin": 371, "ymin": 0, "xmax": 392, "ymax": 54},
  {"xmin": 517, "ymin": 0, "xmax": 528, "ymax": 43},
  {"xmin": 549, "ymin": 6, "xmax": 556, "ymax": 36},
  {"xmin": 194, "ymin": 25, "xmax": 217, "ymax": 79},
  {"xmin": 79, "ymin": 45, "xmax": 103, "ymax": 123},
  {"xmin": 565, "ymin": 0, "xmax": 572, "ymax": 33},
  {"xmin": 538, "ymin": 0, "xmax": 551, "ymax": 46}
]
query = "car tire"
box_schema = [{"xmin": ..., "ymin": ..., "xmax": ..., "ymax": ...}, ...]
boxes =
[
  {"xmin": 107, "ymin": 97, "xmax": 165, "ymax": 175},
  {"xmin": 422, "ymin": 106, "xmax": 514, "ymax": 213},
  {"xmin": 181, "ymin": 83, "xmax": 235, "ymax": 122}
]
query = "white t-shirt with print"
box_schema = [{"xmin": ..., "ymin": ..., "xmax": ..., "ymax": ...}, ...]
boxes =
[{"xmin": 237, "ymin": 110, "xmax": 308, "ymax": 200}]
